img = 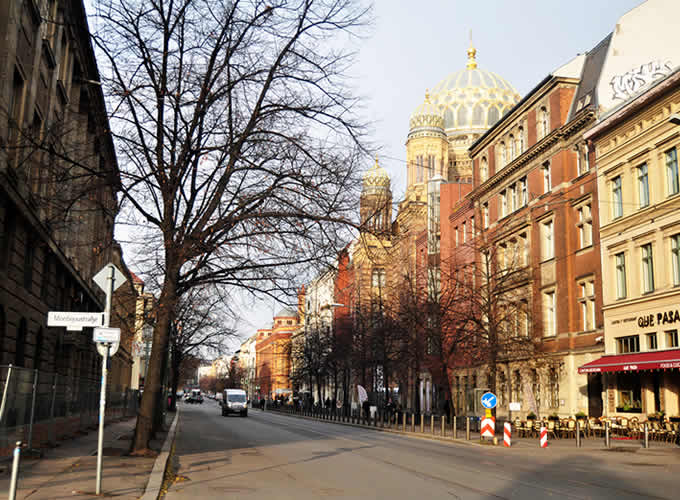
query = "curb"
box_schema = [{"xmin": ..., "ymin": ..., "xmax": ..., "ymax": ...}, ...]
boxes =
[{"xmin": 140, "ymin": 409, "xmax": 180, "ymax": 500}]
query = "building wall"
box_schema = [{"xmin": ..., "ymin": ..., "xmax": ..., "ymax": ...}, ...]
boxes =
[{"xmin": 589, "ymin": 72, "xmax": 680, "ymax": 417}]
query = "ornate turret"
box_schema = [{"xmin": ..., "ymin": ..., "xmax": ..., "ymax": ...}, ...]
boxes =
[{"xmin": 360, "ymin": 155, "xmax": 392, "ymax": 234}]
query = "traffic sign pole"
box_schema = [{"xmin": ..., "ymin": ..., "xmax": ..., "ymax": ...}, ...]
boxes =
[{"xmin": 95, "ymin": 264, "xmax": 117, "ymax": 495}]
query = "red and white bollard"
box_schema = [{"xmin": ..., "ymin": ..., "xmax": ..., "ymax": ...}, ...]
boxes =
[
  {"xmin": 540, "ymin": 426, "xmax": 548, "ymax": 448},
  {"xmin": 503, "ymin": 422, "xmax": 511, "ymax": 447}
]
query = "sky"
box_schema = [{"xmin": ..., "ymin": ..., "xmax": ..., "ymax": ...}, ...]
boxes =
[{"xmin": 113, "ymin": 0, "xmax": 647, "ymax": 353}]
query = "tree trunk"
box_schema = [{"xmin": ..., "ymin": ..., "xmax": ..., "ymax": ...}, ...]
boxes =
[{"xmin": 130, "ymin": 276, "xmax": 177, "ymax": 453}]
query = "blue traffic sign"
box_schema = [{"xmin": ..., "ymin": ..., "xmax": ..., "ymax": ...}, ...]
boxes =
[{"xmin": 481, "ymin": 392, "xmax": 497, "ymax": 409}]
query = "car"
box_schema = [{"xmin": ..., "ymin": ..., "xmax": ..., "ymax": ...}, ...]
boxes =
[
  {"xmin": 221, "ymin": 389, "xmax": 248, "ymax": 417},
  {"xmin": 186, "ymin": 389, "xmax": 203, "ymax": 404}
]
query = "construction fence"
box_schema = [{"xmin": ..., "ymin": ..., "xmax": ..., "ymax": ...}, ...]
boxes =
[{"xmin": 0, "ymin": 364, "xmax": 139, "ymax": 458}]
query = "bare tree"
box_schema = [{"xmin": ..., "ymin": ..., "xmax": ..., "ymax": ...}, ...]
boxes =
[
  {"xmin": 169, "ymin": 286, "xmax": 237, "ymax": 410},
  {"xmin": 86, "ymin": 0, "xmax": 371, "ymax": 452}
]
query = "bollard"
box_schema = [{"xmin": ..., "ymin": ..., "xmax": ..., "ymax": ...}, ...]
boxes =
[
  {"xmin": 8, "ymin": 441, "xmax": 21, "ymax": 500},
  {"xmin": 411, "ymin": 413, "xmax": 415, "ymax": 432},
  {"xmin": 402, "ymin": 412, "xmax": 406, "ymax": 432},
  {"xmin": 605, "ymin": 420, "xmax": 610, "ymax": 448},
  {"xmin": 453, "ymin": 416, "xmax": 457, "ymax": 439},
  {"xmin": 644, "ymin": 422, "xmax": 649, "ymax": 449},
  {"xmin": 576, "ymin": 420, "xmax": 581, "ymax": 447},
  {"xmin": 466, "ymin": 417, "xmax": 470, "ymax": 440},
  {"xmin": 540, "ymin": 426, "xmax": 548, "ymax": 448},
  {"xmin": 420, "ymin": 413, "xmax": 424, "ymax": 433},
  {"xmin": 503, "ymin": 422, "xmax": 511, "ymax": 447},
  {"xmin": 430, "ymin": 415, "xmax": 434, "ymax": 434},
  {"xmin": 441, "ymin": 415, "xmax": 446, "ymax": 437}
]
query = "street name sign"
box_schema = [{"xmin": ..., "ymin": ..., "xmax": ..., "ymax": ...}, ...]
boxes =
[
  {"xmin": 481, "ymin": 392, "xmax": 497, "ymax": 409},
  {"xmin": 48, "ymin": 311, "xmax": 104, "ymax": 331},
  {"xmin": 93, "ymin": 327, "xmax": 121, "ymax": 343}
]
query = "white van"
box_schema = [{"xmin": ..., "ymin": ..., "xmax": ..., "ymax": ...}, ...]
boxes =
[{"xmin": 221, "ymin": 389, "xmax": 248, "ymax": 417}]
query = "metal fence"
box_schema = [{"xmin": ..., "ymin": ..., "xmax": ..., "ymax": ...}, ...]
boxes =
[{"xmin": 0, "ymin": 365, "xmax": 139, "ymax": 457}]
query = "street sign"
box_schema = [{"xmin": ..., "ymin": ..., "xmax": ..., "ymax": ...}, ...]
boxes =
[
  {"xmin": 93, "ymin": 263, "xmax": 127, "ymax": 293},
  {"xmin": 93, "ymin": 327, "xmax": 121, "ymax": 343},
  {"xmin": 481, "ymin": 417, "xmax": 495, "ymax": 438},
  {"xmin": 47, "ymin": 311, "xmax": 104, "ymax": 330},
  {"xmin": 481, "ymin": 392, "xmax": 497, "ymax": 409}
]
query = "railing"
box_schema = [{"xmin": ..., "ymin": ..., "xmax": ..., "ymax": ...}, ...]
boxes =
[{"xmin": 0, "ymin": 365, "xmax": 139, "ymax": 457}]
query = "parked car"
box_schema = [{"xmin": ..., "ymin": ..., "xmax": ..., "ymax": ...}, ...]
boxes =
[
  {"xmin": 186, "ymin": 389, "xmax": 203, "ymax": 404},
  {"xmin": 221, "ymin": 389, "xmax": 248, "ymax": 417}
]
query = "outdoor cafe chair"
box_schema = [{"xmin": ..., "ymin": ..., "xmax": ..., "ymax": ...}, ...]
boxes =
[
  {"xmin": 663, "ymin": 422, "xmax": 676, "ymax": 443},
  {"xmin": 546, "ymin": 419, "xmax": 558, "ymax": 440},
  {"xmin": 564, "ymin": 419, "xmax": 576, "ymax": 439}
]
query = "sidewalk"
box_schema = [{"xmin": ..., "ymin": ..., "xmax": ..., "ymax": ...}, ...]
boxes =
[
  {"xmin": 261, "ymin": 408, "xmax": 680, "ymax": 461},
  {"xmin": 0, "ymin": 412, "xmax": 177, "ymax": 500}
]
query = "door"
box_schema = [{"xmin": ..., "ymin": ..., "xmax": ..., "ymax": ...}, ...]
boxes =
[{"xmin": 587, "ymin": 373, "xmax": 603, "ymax": 417}]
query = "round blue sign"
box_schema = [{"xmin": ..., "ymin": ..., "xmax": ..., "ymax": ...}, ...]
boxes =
[{"xmin": 481, "ymin": 392, "xmax": 497, "ymax": 409}]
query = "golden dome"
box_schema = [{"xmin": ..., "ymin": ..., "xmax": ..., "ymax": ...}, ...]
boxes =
[
  {"xmin": 362, "ymin": 155, "xmax": 390, "ymax": 192},
  {"xmin": 424, "ymin": 46, "xmax": 521, "ymax": 136},
  {"xmin": 409, "ymin": 90, "xmax": 445, "ymax": 135}
]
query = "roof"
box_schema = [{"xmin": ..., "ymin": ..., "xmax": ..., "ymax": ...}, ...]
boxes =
[
  {"xmin": 274, "ymin": 307, "xmax": 298, "ymax": 318},
  {"xmin": 578, "ymin": 349, "xmax": 680, "ymax": 374},
  {"xmin": 129, "ymin": 271, "xmax": 145, "ymax": 285},
  {"xmin": 567, "ymin": 33, "xmax": 612, "ymax": 121}
]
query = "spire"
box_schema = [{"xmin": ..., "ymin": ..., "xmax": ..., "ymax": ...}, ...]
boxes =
[{"xmin": 466, "ymin": 30, "xmax": 477, "ymax": 69}]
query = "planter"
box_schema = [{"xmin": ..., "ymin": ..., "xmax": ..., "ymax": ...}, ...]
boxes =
[
  {"xmin": 669, "ymin": 417, "xmax": 680, "ymax": 423},
  {"xmin": 616, "ymin": 407, "xmax": 642, "ymax": 414}
]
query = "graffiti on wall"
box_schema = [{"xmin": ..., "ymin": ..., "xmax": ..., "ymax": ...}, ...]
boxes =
[{"xmin": 610, "ymin": 59, "xmax": 674, "ymax": 101}]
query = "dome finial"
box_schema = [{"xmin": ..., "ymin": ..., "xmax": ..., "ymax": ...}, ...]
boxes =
[
  {"xmin": 425, "ymin": 88, "xmax": 430, "ymax": 101},
  {"xmin": 467, "ymin": 30, "xmax": 477, "ymax": 69},
  {"xmin": 374, "ymin": 154, "xmax": 379, "ymax": 167}
]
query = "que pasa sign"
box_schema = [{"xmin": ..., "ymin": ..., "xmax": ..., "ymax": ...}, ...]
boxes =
[{"xmin": 637, "ymin": 309, "xmax": 680, "ymax": 329}]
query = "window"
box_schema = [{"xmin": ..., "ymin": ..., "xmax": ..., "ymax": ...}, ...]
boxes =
[
  {"xmin": 480, "ymin": 157, "xmax": 488, "ymax": 182},
  {"xmin": 500, "ymin": 142, "xmax": 506, "ymax": 167},
  {"xmin": 672, "ymin": 234, "xmax": 680, "ymax": 286},
  {"xmin": 483, "ymin": 202, "xmax": 489, "ymax": 229},
  {"xmin": 577, "ymin": 203, "xmax": 592, "ymax": 248},
  {"xmin": 371, "ymin": 268, "xmax": 385, "ymax": 290},
  {"xmin": 542, "ymin": 219, "xmax": 554, "ymax": 260},
  {"xmin": 641, "ymin": 243, "xmax": 654, "ymax": 293},
  {"xmin": 637, "ymin": 164, "xmax": 649, "ymax": 208},
  {"xmin": 454, "ymin": 226, "xmax": 458, "ymax": 247},
  {"xmin": 647, "ymin": 333, "xmax": 658, "ymax": 350},
  {"xmin": 544, "ymin": 290, "xmax": 556, "ymax": 337},
  {"xmin": 519, "ymin": 232, "xmax": 528, "ymax": 266},
  {"xmin": 615, "ymin": 252, "xmax": 627, "ymax": 299},
  {"xmin": 540, "ymin": 106, "xmax": 549, "ymax": 138},
  {"xmin": 518, "ymin": 126, "xmax": 525, "ymax": 152},
  {"xmin": 8, "ymin": 68, "xmax": 26, "ymax": 147},
  {"xmin": 470, "ymin": 216, "xmax": 475, "ymax": 238},
  {"xmin": 612, "ymin": 175, "xmax": 623, "ymax": 218},
  {"xmin": 578, "ymin": 279, "xmax": 595, "ymax": 331},
  {"xmin": 520, "ymin": 176, "xmax": 528, "ymax": 207},
  {"xmin": 616, "ymin": 335, "xmax": 640, "ymax": 354},
  {"xmin": 500, "ymin": 190, "xmax": 507, "ymax": 217},
  {"xmin": 416, "ymin": 155, "xmax": 424, "ymax": 183},
  {"xmin": 667, "ymin": 147, "xmax": 679, "ymax": 196},
  {"xmin": 667, "ymin": 329, "xmax": 679, "ymax": 348},
  {"xmin": 510, "ymin": 183, "xmax": 518, "ymax": 211},
  {"xmin": 542, "ymin": 162, "xmax": 551, "ymax": 193},
  {"xmin": 509, "ymin": 135, "xmax": 516, "ymax": 160},
  {"xmin": 427, "ymin": 155, "xmax": 435, "ymax": 179},
  {"xmin": 462, "ymin": 221, "xmax": 467, "ymax": 243}
]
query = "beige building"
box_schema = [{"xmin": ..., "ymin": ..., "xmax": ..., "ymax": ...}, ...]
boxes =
[{"xmin": 581, "ymin": 68, "xmax": 680, "ymax": 418}]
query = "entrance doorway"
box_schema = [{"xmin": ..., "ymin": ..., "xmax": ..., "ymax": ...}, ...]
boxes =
[{"xmin": 587, "ymin": 373, "xmax": 603, "ymax": 417}]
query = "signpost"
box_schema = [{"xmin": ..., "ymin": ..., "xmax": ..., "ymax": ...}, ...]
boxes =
[
  {"xmin": 480, "ymin": 392, "xmax": 497, "ymax": 440},
  {"xmin": 47, "ymin": 263, "xmax": 126, "ymax": 496}
]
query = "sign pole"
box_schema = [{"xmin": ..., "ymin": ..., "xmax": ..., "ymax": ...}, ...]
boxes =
[{"xmin": 96, "ymin": 265, "xmax": 115, "ymax": 495}]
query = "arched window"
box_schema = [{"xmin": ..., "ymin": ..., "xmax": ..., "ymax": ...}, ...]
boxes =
[
  {"xmin": 16, "ymin": 318, "xmax": 27, "ymax": 367},
  {"xmin": 480, "ymin": 157, "xmax": 488, "ymax": 182},
  {"xmin": 540, "ymin": 106, "xmax": 549, "ymax": 138},
  {"xmin": 518, "ymin": 126, "xmax": 525, "ymax": 151}
]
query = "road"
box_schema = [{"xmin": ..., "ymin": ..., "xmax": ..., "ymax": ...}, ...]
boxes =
[{"xmin": 165, "ymin": 402, "xmax": 680, "ymax": 499}]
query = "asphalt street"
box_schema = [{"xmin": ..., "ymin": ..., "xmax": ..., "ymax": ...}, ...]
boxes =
[{"xmin": 165, "ymin": 402, "xmax": 680, "ymax": 500}]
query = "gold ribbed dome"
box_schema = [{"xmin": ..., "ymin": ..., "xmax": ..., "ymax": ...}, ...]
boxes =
[
  {"xmin": 425, "ymin": 45, "xmax": 521, "ymax": 136},
  {"xmin": 362, "ymin": 155, "xmax": 390, "ymax": 191},
  {"xmin": 409, "ymin": 90, "xmax": 445, "ymax": 134}
]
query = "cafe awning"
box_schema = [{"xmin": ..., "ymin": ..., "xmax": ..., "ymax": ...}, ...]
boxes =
[{"xmin": 578, "ymin": 349, "xmax": 680, "ymax": 374}]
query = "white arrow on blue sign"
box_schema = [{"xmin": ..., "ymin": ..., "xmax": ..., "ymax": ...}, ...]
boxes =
[{"xmin": 481, "ymin": 392, "xmax": 497, "ymax": 409}]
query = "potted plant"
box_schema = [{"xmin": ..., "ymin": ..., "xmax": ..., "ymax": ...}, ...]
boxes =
[
  {"xmin": 526, "ymin": 411, "xmax": 537, "ymax": 421},
  {"xmin": 575, "ymin": 411, "xmax": 587, "ymax": 421},
  {"xmin": 647, "ymin": 411, "xmax": 664, "ymax": 421},
  {"xmin": 548, "ymin": 413, "xmax": 560, "ymax": 421},
  {"xmin": 669, "ymin": 415, "xmax": 680, "ymax": 423}
]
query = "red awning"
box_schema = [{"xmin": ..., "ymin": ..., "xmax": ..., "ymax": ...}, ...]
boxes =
[{"xmin": 578, "ymin": 349, "xmax": 680, "ymax": 374}]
